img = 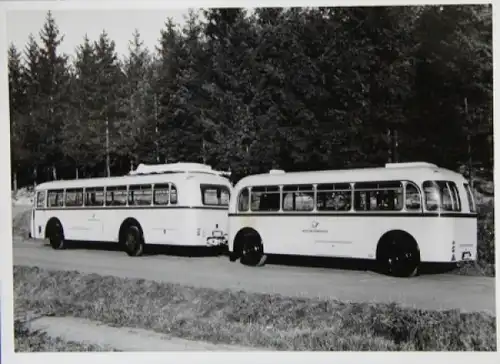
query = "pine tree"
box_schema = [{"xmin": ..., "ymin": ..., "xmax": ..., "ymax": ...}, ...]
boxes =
[
  {"xmin": 155, "ymin": 18, "xmax": 184, "ymax": 163},
  {"xmin": 37, "ymin": 11, "xmax": 71, "ymax": 180},
  {"xmin": 123, "ymin": 29, "xmax": 155, "ymax": 167},
  {"xmin": 62, "ymin": 35, "xmax": 98, "ymax": 178},
  {"xmin": 93, "ymin": 30, "xmax": 127, "ymax": 176},
  {"xmin": 8, "ymin": 43, "xmax": 28, "ymax": 191},
  {"xmin": 22, "ymin": 34, "xmax": 43, "ymax": 184},
  {"xmin": 168, "ymin": 9, "xmax": 213, "ymax": 164}
]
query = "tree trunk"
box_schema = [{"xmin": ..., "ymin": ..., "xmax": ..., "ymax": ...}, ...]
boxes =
[
  {"xmin": 52, "ymin": 164, "xmax": 57, "ymax": 180},
  {"xmin": 76, "ymin": 167, "xmax": 79, "ymax": 179},
  {"xmin": 13, "ymin": 170, "xmax": 18, "ymax": 194},
  {"xmin": 393, "ymin": 129, "xmax": 399, "ymax": 163},
  {"xmin": 33, "ymin": 165, "xmax": 38, "ymax": 188}
]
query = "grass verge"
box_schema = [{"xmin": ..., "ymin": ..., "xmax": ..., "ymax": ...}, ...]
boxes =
[
  {"xmin": 14, "ymin": 265, "xmax": 496, "ymax": 351},
  {"xmin": 14, "ymin": 319, "xmax": 117, "ymax": 352}
]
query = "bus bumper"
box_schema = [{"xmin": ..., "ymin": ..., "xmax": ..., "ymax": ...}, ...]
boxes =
[{"xmin": 206, "ymin": 236, "xmax": 228, "ymax": 247}]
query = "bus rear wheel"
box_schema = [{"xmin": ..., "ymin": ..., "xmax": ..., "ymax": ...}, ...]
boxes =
[
  {"xmin": 48, "ymin": 221, "xmax": 65, "ymax": 250},
  {"xmin": 123, "ymin": 225, "xmax": 144, "ymax": 257},
  {"xmin": 377, "ymin": 231, "xmax": 420, "ymax": 278},
  {"xmin": 240, "ymin": 232, "xmax": 267, "ymax": 267}
]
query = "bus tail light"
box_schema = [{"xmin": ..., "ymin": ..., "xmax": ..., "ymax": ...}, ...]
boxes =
[{"xmin": 197, "ymin": 228, "xmax": 201, "ymax": 236}]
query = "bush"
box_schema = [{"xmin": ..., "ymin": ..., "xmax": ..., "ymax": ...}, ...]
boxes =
[
  {"xmin": 456, "ymin": 200, "xmax": 495, "ymax": 277},
  {"xmin": 477, "ymin": 200, "xmax": 495, "ymax": 272}
]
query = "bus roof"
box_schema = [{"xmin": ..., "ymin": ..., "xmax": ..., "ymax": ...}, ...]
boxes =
[
  {"xmin": 35, "ymin": 171, "xmax": 232, "ymax": 191},
  {"xmin": 234, "ymin": 163, "xmax": 466, "ymax": 189}
]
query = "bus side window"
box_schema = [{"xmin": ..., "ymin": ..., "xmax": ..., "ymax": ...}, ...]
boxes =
[
  {"xmin": 153, "ymin": 184, "xmax": 170, "ymax": 205},
  {"xmin": 405, "ymin": 182, "xmax": 421, "ymax": 211},
  {"xmin": 106, "ymin": 186, "xmax": 127, "ymax": 206},
  {"xmin": 48, "ymin": 190, "xmax": 64, "ymax": 207},
  {"xmin": 36, "ymin": 191, "xmax": 46, "ymax": 208},
  {"xmin": 423, "ymin": 181, "xmax": 439, "ymax": 211},
  {"xmin": 220, "ymin": 188, "xmax": 230, "ymax": 205},
  {"xmin": 66, "ymin": 188, "xmax": 83, "ymax": 207},
  {"xmin": 316, "ymin": 183, "xmax": 352, "ymax": 212},
  {"xmin": 283, "ymin": 185, "xmax": 314, "ymax": 212},
  {"xmin": 354, "ymin": 182, "xmax": 403, "ymax": 211},
  {"xmin": 129, "ymin": 184, "xmax": 152, "ymax": 206},
  {"xmin": 434, "ymin": 181, "xmax": 460, "ymax": 212},
  {"xmin": 449, "ymin": 182, "xmax": 462, "ymax": 211},
  {"xmin": 251, "ymin": 186, "xmax": 280, "ymax": 212},
  {"xmin": 238, "ymin": 188, "xmax": 249, "ymax": 211},
  {"xmin": 170, "ymin": 184, "xmax": 178, "ymax": 205},
  {"xmin": 86, "ymin": 188, "xmax": 104, "ymax": 206},
  {"xmin": 464, "ymin": 183, "xmax": 476, "ymax": 213}
]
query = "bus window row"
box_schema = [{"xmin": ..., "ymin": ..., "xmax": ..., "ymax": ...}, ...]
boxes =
[
  {"xmin": 37, "ymin": 183, "xmax": 178, "ymax": 208},
  {"xmin": 237, "ymin": 180, "xmax": 465, "ymax": 213}
]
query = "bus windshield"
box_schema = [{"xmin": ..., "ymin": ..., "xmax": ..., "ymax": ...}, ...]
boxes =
[{"xmin": 423, "ymin": 181, "xmax": 461, "ymax": 212}]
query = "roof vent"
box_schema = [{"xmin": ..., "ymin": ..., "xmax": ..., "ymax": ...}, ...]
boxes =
[
  {"xmin": 385, "ymin": 162, "xmax": 438, "ymax": 169},
  {"xmin": 129, "ymin": 162, "xmax": 231, "ymax": 177},
  {"xmin": 269, "ymin": 169, "xmax": 286, "ymax": 175}
]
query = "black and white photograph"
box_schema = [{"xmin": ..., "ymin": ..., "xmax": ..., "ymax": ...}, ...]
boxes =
[{"xmin": 1, "ymin": 0, "xmax": 496, "ymax": 358}]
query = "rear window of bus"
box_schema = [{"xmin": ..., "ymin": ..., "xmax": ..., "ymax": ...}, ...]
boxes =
[{"xmin": 201, "ymin": 184, "xmax": 230, "ymax": 206}]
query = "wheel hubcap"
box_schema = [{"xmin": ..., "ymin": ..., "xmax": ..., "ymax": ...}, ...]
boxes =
[
  {"xmin": 242, "ymin": 237, "xmax": 261, "ymax": 262},
  {"xmin": 384, "ymin": 239, "xmax": 415, "ymax": 275},
  {"xmin": 126, "ymin": 234, "xmax": 136, "ymax": 250}
]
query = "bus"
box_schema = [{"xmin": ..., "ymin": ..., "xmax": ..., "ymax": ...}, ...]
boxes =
[
  {"xmin": 30, "ymin": 163, "xmax": 232, "ymax": 256},
  {"xmin": 227, "ymin": 162, "xmax": 477, "ymax": 277}
]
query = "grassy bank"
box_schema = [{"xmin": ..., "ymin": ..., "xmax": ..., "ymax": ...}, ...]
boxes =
[
  {"xmin": 14, "ymin": 265, "xmax": 496, "ymax": 351},
  {"xmin": 14, "ymin": 319, "xmax": 116, "ymax": 352}
]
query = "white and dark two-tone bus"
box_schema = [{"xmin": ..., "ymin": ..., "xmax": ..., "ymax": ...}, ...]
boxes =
[
  {"xmin": 227, "ymin": 162, "xmax": 477, "ymax": 277},
  {"xmin": 30, "ymin": 163, "xmax": 232, "ymax": 256}
]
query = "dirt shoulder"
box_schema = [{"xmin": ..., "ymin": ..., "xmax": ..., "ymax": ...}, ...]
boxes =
[{"xmin": 24, "ymin": 316, "xmax": 261, "ymax": 351}]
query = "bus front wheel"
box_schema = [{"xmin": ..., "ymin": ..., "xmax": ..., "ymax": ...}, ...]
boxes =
[
  {"xmin": 240, "ymin": 231, "xmax": 267, "ymax": 267},
  {"xmin": 48, "ymin": 220, "xmax": 65, "ymax": 250},
  {"xmin": 123, "ymin": 225, "xmax": 144, "ymax": 257},
  {"xmin": 376, "ymin": 231, "xmax": 420, "ymax": 278}
]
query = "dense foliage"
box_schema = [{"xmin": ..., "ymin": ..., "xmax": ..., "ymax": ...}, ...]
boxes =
[{"xmin": 8, "ymin": 6, "xmax": 492, "ymax": 186}]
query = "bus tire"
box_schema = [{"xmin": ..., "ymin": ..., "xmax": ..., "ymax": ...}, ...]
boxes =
[
  {"xmin": 122, "ymin": 224, "xmax": 144, "ymax": 257},
  {"xmin": 376, "ymin": 230, "xmax": 420, "ymax": 278},
  {"xmin": 238, "ymin": 229, "xmax": 267, "ymax": 267},
  {"xmin": 47, "ymin": 219, "xmax": 65, "ymax": 250}
]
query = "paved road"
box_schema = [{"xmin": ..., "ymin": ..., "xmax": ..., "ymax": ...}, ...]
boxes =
[{"xmin": 13, "ymin": 239, "xmax": 496, "ymax": 315}]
